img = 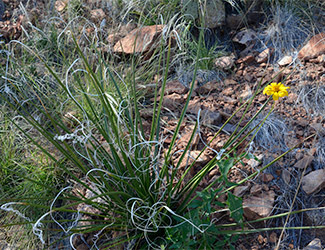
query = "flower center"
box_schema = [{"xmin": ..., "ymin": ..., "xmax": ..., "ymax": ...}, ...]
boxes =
[{"xmin": 273, "ymin": 86, "xmax": 280, "ymax": 92}]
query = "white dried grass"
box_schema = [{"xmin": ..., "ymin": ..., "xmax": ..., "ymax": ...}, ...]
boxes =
[
  {"xmin": 250, "ymin": 113, "xmax": 290, "ymax": 153},
  {"xmin": 257, "ymin": 4, "xmax": 310, "ymax": 62},
  {"xmin": 296, "ymin": 84, "xmax": 325, "ymax": 117}
]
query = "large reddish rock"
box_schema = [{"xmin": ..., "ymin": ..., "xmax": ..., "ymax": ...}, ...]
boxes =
[
  {"xmin": 113, "ymin": 25, "xmax": 164, "ymax": 54},
  {"xmin": 107, "ymin": 23, "xmax": 137, "ymax": 47},
  {"xmin": 298, "ymin": 33, "xmax": 325, "ymax": 60},
  {"xmin": 107, "ymin": 23, "xmax": 137, "ymax": 46}
]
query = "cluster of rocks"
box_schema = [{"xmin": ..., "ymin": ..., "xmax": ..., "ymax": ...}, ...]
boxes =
[
  {"xmin": 215, "ymin": 31, "xmax": 325, "ymax": 71},
  {"xmin": 0, "ymin": 0, "xmax": 24, "ymax": 42}
]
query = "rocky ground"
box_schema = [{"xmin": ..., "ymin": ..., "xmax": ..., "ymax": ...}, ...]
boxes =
[
  {"xmin": 155, "ymin": 55, "xmax": 325, "ymax": 249},
  {"xmin": 1, "ymin": 0, "xmax": 324, "ymax": 249}
]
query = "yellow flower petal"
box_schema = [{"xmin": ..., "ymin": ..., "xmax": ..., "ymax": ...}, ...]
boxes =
[
  {"xmin": 263, "ymin": 86, "xmax": 271, "ymax": 95},
  {"xmin": 278, "ymin": 90, "xmax": 288, "ymax": 97},
  {"xmin": 263, "ymin": 82, "xmax": 290, "ymax": 101},
  {"xmin": 273, "ymin": 93, "xmax": 279, "ymax": 100}
]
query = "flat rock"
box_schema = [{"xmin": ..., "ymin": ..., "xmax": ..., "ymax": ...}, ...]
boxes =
[
  {"xmin": 294, "ymin": 155, "xmax": 314, "ymax": 169},
  {"xmin": 250, "ymin": 184, "xmax": 262, "ymax": 195},
  {"xmin": 178, "ymin": 149, "xmax": 210, "ymax": 170},
  {"xmin": 260, "ymin": 173, "xmax": 274, "ymax": 183},
  {"xmin": 190, "ymin": 150, "xmax": 210, "ymax": 165},
  {"xmin": 303, "ymin": 238, "xmax": 322, "ymax": 250},
  {"xmin": 236, "ymin": 55, "xmax": 255, "ymax": 64},
  {"xmin": 221, "ymin": 123, "xmax": 237, "ymax": 133},
  {"xmin": 113, "ymin": 25, "xmax": 164, "ymax": 54},
  {"xmin": 278, "ymin": 55, "xmax": 293, "ymax": 66},
  {"xmin": 162, "ymin": 93, "xmax": 184, "ymax": 110},
  {"xmin": 298, "ymin": 32, "xmax": 325, "ymax": 60},
  {"xmin": 195, "ymin": 81, "xmax": 218, "ymax": 95},
  {"xmin": 233, "ymin": 29, "xmax": 257, "ymax": 46},
  {"xmin": 214, "ymin": 54, "xmax": 235, "ymax": 70},
  {"xmin": 239, "ymin": 85, "xmax": 252, "ymax": 100},
  {"xmin": 90, "ymin": 9, "xmax": 105, "ymax": 22},
  {"xmin": 269, "ymin": 232, "xmax": 277, "ymax": 243},
  {"xmin": 302, "ymin": 169, "xmax": 325, "ymax": 195},
  {"xmin": 178, "ymin": 125, "xmax": 200, "ymax": 149},
  {"xmin": 200, "ymin": 109, "xmax": 222, "ymax": 126},
  {"xmin": 243, "ymin": 190, "xmax": 275, "ymax": 220},
  {"xmin": 164, "ymin": 80, "xmax": 189, "ymax": 95},
  {"xmin": 187, "ymin": 99, "xmax": 201, "ymax": 114},
  {"xmin": 247, "ymin": 158, "xmax": 260, "ymax": 169},
  {"xmin": 233, "ymin": 185, "xmax": 249, "ymax": 197},
  {"xmin": 256, "ymin": 48, "xmax": 274, "ymax": 63},
  {"xmin": 222, "ymin": 86, "xmax": 234, "ymax": 96}
]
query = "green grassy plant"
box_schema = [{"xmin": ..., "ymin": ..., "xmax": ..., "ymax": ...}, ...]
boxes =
[
  {"xmin": 1, "ymin": 29, "xmax": 320, "ymax": 249},
  {"xmin": 0, "ymin": 108, "xmax": 63, "ymax": 249},
  {"xmin": 1, "ymin": 2, "xmax": 325, "ymax": 248}
]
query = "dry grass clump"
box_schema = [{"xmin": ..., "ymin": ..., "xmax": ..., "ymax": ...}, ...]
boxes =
[
  {"xmin": 257, "ymin": 4, "xmax": 310, "ymax": 62},
  {"xmin": 249, "ymin": 113, "xmax": 290, "ymax": 153},
  {"xmin": 296, "ymin": 84, "xmax": 325, "ymax": 117}
]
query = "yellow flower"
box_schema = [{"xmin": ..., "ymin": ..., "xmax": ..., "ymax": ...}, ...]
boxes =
[{"xmin": 263, "ymin": 82, "xmax": 290, "ymax": 101}]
